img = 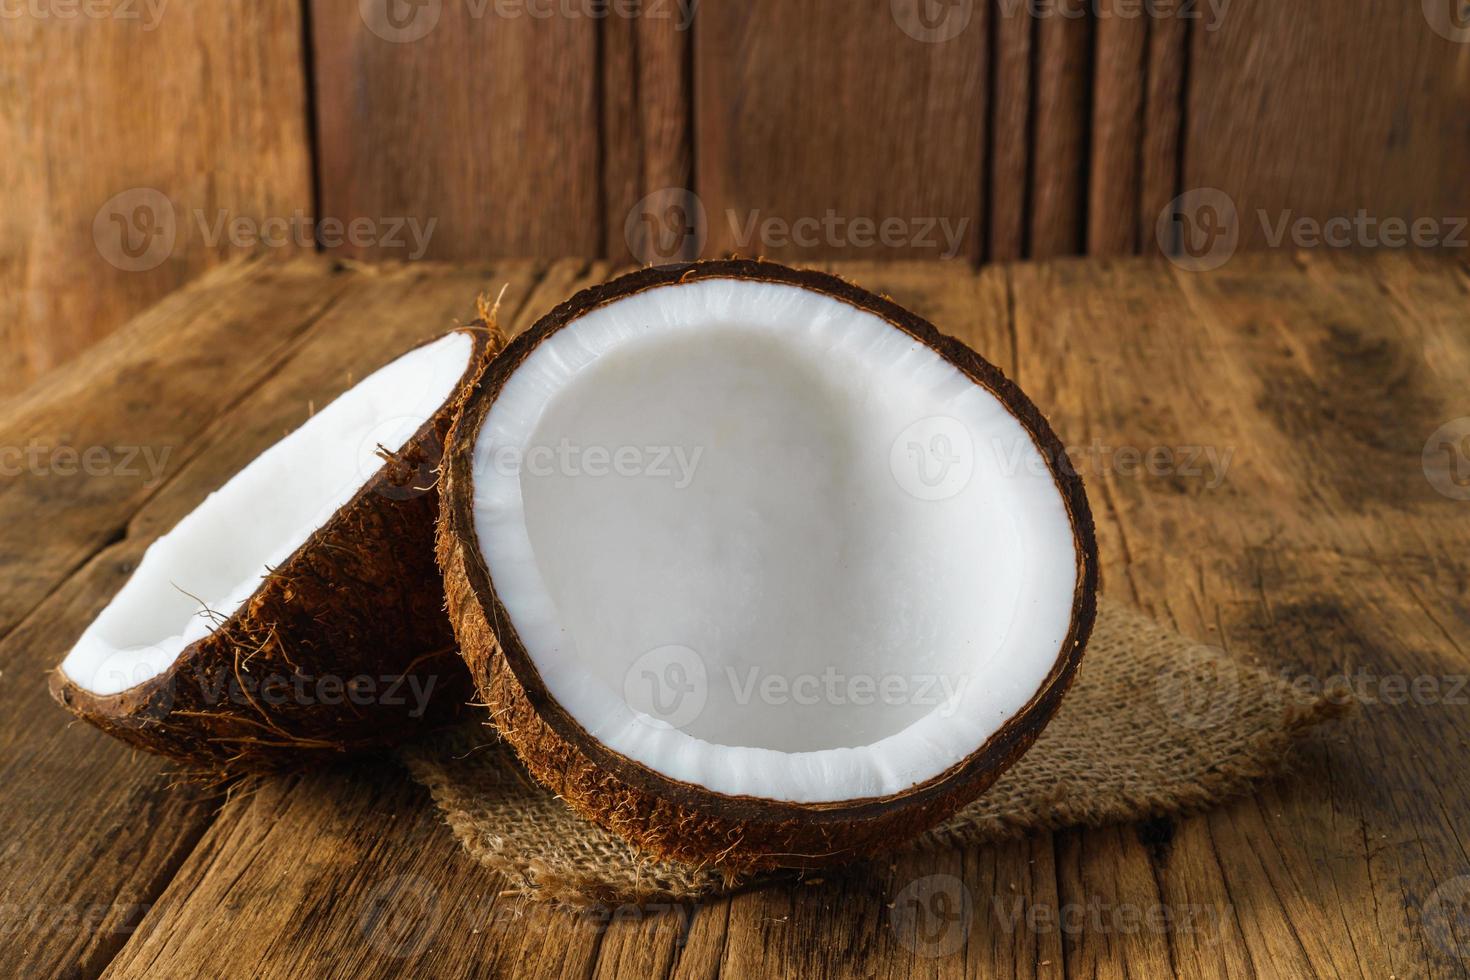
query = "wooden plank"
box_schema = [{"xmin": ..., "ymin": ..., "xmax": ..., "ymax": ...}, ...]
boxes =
[
  {"xmin": 696, "ymin": 1, "xmax": 986, "ymax": 263},
  {"xmin": 1028, "ymin": 12, "xmax": 1092, "ymax": 258},
  {"xmin": 309, "ymin": 0, "xmax": 601, "ymax": 260},
  {"xmin": 602, "ymin": 12, "xmax": 695, "ymax": 265},
  {"xmin": 1185, "ymin": 2, "xmax": 1470, "ymax": 251},
  {"xmin": 0, "ymin": 0, "xmax": 313, "ymax": 399},
  {"xmin": 1087, "ymin": 5, "xmax": 1148, "ymax": 256},
  {"xmin": 987, "ymin": 5, "xmax": 1035, "ymax": 263},
  {"xmin": 1136, "ymin": 14, "xmax": 1187, "ymax": 258}
]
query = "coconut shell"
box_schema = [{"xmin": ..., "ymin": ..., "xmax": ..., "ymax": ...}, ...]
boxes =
[
  {"xmin": 438, "ymin": 262, "xmax": 1100, "ymax": 872},
  {"xmin": 51, "ymin": 326, "xmax": 502, "ymax": 774}
]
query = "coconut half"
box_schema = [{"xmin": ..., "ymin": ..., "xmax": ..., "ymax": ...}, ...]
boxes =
[
  {"xmin": 52, "ymin": 326, "xmax": 499, "ymax": 771},
  {"xmin": 438, "ymin": 262, "xmax": 1098, "ymax": 870}
]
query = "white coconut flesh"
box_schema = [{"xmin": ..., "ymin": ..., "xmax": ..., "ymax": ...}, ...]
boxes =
[
  {"xmin": 473, "ymin": 279, "xmax": 1079, "ymax": 804},
  {"xmin": 61, "ymin": 332, "xmax": 476, "ymax": 698}
]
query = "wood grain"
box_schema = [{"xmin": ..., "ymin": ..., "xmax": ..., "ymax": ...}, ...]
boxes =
[
  {"xmin": 6, "ymin": 254, "xmax": 1470, "ymax": 978},
  {"xmin": 695, "ymin": 0, "xmax": 987, "ymax": 263},
  {"xmin": 1185, "ymin": 1, "xmax": 1470, "ymax": 251},
  {"xmin": 602, "ymin": 10, "xmax": 694, "ymax": 264},
  {"xmin": 309, "ymin": 0, "xmax": 601, "ymax": 260},
  {"xmin": 1029, "ymin": 11, "xmax": 1092, "ymax": 259},
  {"xmin": 0, "ymin": 0, "xmax": 313, "ymax": 398}
]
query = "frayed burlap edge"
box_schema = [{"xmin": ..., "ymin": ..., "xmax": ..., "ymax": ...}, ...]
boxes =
[{"xmin": 401, "ymin": 597, "xmax": 1353, "ymax": 906}]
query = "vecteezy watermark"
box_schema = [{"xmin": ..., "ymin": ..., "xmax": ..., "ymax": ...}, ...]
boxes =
[
  {"xmin": 358, "ymin": 0, "xmax": 697, "ymax": 43},
  {"xmin": 1422, "ymin": 874, "xmax": 1470, "ymax": 960},
  {"xmin": 623, "ymin": 189, "xmax": 970, "ymax": 264},
  {"xmin": 727, "ymin": 209, "xmax": 970, "ymax": 260},
  {"xmin": 360, "ymin": 874, "xmax": 441, "ymax": 959},
  {"xmin": 889, "ymin": 873, "xmax": 1234, "ymax": 958},
  {"xmin": 996, "ymin": 0, "xmax": 1230, "ymax": 30},
  {"xmin": 78, "ymin": 651, "xmax": 445, "ymax": 726},
  {"xmin": 622, "ymin": 644, "xmax": 972, "ymax": 731},
  {"xmin": 0, "ymin": 901, "xmax": 151, "ymax": 940},
  {"xmin": 989, "ymin": 894, "xmax": 1233, "ymax": 944},
  {"xmin": 193, "ymin": 209, "xmax": 437, "ymax": 259},
  {"xmin": 0, "ymin": 441, "xmax": 172, "ymax": 487},
  {"xmin": 1423, "ymin": 0, "xmax": 1470, "ymax": 43},
  {"xmin": 889, "ymin": 419, "xmax": 1237, "ymax": 502},
  {"xmin": 0, "ymin": 0, "xmax": 168, "ymax": 29},
  {"xmin": 357, "ymin": 876, "xmax": 695, "ymax": 959},
  {"xmin": 1423, "ymin": 418, "xmax": 1470, "ymax": 501},
  {"xmin": 1153, "ymin": 641, "xmax": 1242, "ymax": 731},
  {"xmin": 624, "ymin": 644, "xmax": 708, "ymax": 730},
  {"xmin": 1158, "ymin": 188, "xmax": 1470, "ymax": 271},
  {"xmin": 893, "ymin": 0, "xmax": 1228, "ymax": 43},
  {"xmin": 93, "ymin": 188, "xmax": 437, "ymax": 271},
  {"xmin": 93, "ymin": 188, "xmax": 177, "ymax": 272},
  {"xmin": 625, "ymin": 186, "xmax": 708, "ymax": 265},
  {"xmin": 1157, "ymin": 188, "xmax": 1240, "ymax": 272},
  {"xmin": 891, "ymin": 417, "xmax": 975, "ymax": 502},
  {"xmin": 486, "ymin": 440, "xmax": 704, "ymax": 489},
  {"xmin": 890, "ymin": 874, "xmax": 973, "ymax": 957},
  {"xmin": 890, "ymin": 0, "xmax": 974, "ymax": 43}
]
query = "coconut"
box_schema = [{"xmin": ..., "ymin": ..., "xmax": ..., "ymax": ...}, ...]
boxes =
[
  {"xmin": 51, "ymin": 325, "xmax": 501, "ymax": 772},
  {"xmin": 438, "ymin": 261, "xmax": 1099, "ymax": 871}
]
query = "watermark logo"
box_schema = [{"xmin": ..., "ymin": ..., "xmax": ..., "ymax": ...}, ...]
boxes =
[
  {"xmin": 0, "ymin": 0, "xmax": 169, "ymax": 30},
  {"xmin": 890, "ymin": 417, "xmax": 975, "ymax": 501},
  {"xmin": 359, "ymin": 874, "xmax": 441, "ymax": 958},
  {"xmin": 1423, "ymin": 418, "xmax": 1470, "ymax": 501},
  {"xmin": 1153, "ymin": 642, "xmax": 1241, "ymax": 731},
  {"xmin": 891, "ymin": 0, "xmax": 973, "ymax": 43},
  {"xmin": 890, "ymin": 874, "xmax": 973, "ymax": 957},
  {"xmin": 624, "ymin": 644, "xmax": 708, "ymax": 730},
  {"xmin": 94, "ymin": 188, "xmax": 176, "ymax": 272},
  {"xmin": 1424, "ymin": 0, "xmax": 1470, "ymax": 42},
  {"xmin": 1422, "ymin": 874, "xmax": 1470, "ymax": 959},
  {"xmin": 625, "ymin": 186, "xmax": 707, "ymax": 265},
  {"xmin": 357, "ymin": 416, "xmax": 437, "ymax": 500},
  {"xmin": 1157, "ymin": 187, "xmax": 1238, "ymax": 272},
  {"xmin": 359, "ymin": 0, "xmax": 441, "ymax": 42}
]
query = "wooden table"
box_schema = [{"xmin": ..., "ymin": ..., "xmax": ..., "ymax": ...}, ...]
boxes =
[{"xmin": 3, "ymin": 253, "xmax": 1467, "ymax": 979}]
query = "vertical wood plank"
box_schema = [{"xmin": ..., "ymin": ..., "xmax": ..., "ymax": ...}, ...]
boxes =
[
  {"xmin": 1029, "ymin": 10, "xmax": 1092, "ymax": 258},
  {"xmin": 1185, "ymin": 0, "xmax": 1470, "ymax": 251},
  {"xmin": 602, "ymin": 11, "xmax": 695, "ymax": 265},
  {"xmin": 696, "ymin": 0, "xmax": 987, "ymax": 263},
  {"xmin": 310, "ymin": 0, "xmax": 601, "ymax": 261},
  {"xmin": 1087, "ymin": 4, "xmax": 1148, "ymax": 255},
  {"xmin": 0, "ymin": 2, "xmax": 313, "ymax": 399},
  {"xmin": 988, "ymin": 4, "xmax": 1035, "ymax": 263},
  {"xmin": 1136, "ymin": 13, "xmax": 1187, "ymax": 257}
]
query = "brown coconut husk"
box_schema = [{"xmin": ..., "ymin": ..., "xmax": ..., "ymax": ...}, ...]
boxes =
[
  {"xmin": 51, "ymin": 323, "xmax": 504, "ymax": 773},
  {"xmin": 436, "ymin": 261, "xmax": 1100, "ymax": 873}
]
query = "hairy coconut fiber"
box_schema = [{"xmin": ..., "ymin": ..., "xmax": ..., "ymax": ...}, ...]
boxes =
[
  {"xmin": 402, "ymin": 597, "xmax": 1353, "ymax": 906},
  {"xmin": 51, "ymin": 325, "xmax": 503, "ymax": 773},
  {"xmin": 436, "ymin": 261, "xmax": 1098, "ymax": 873}
]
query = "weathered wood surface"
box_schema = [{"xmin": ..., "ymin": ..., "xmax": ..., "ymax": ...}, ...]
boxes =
[
  {"xmin": 2, "ymin": 253, "xmax": 1467, "ymax": 979},
  {"xmin": 0, "ymin": 0, "xmax": 313, "ymax": 400}
]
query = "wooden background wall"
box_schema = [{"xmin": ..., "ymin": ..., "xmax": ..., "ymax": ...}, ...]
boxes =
[{"xmin": 2, "ymin": 0, "xmax": 1467, "ymax": 398}]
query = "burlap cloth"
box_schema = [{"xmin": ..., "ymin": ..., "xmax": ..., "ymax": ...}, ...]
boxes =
[{"xmin": 400, "ymin": 597, "xmax": 1350, "ymax": 906}]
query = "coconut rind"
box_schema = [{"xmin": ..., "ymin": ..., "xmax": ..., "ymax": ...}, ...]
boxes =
[
  {"xmin": 438, "ymin": 262, "xmax": 1099, "ymax": 871},
  {"xmin": 50, "ymin": 325, "xmax": 502, "ymax": 773}
]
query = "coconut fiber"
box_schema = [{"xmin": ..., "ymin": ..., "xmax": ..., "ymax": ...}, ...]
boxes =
[{"xmin": 401, "ymin": 597, "xmax": 1350, "ymax": 906}]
